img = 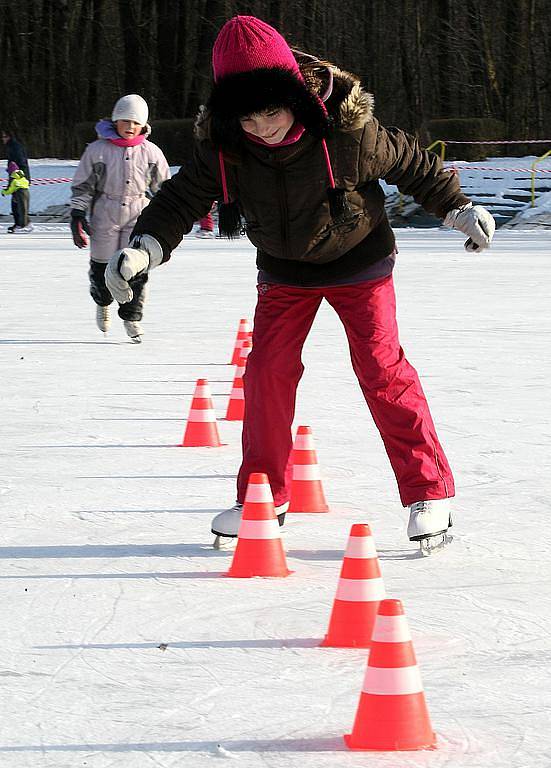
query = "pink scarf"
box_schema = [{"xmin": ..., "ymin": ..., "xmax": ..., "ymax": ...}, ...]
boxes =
[
  {"xmin": 246, "ymin": 121, "xmax": 305, "ymax": 148},
  {"xmin": 109, "ymin": 133, "xmax": 146, "ymax": 148}
]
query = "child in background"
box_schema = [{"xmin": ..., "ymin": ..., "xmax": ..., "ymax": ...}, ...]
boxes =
[
  {"xmin": 105, "ymin": 16, "xmax": 495, "ymax": 550},
  {"xmin": 195, "ymin": 203, "xmax": 217, "ymax": 238},
  {"xmin": 2, "ymin": 161, "xmax": 32, "ymax": 233},
  {"xmin": 70, "ymin": 94, "xmax": 170, "ymax": 342}
]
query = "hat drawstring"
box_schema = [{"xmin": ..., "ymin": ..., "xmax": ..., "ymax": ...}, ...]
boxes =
[
  {"xmin": 216, "ymin": 140, "xmax": 350, "ymax": 239},
  {"xmin": 322, "ymin": 138, "xmax": 351, "ymax": 224},
  {"xmin": 217, "ymin": 150, "xmax": 242, "ymax": 238}
]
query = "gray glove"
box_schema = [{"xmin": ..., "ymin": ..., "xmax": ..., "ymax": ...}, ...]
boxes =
[
  {"xmin": 443, "ymin": 203, "xmax": 496, "ymax": 252},
  {"xmin": 105, "ymin": 234, "xmax": 163, "ymax": 303}
]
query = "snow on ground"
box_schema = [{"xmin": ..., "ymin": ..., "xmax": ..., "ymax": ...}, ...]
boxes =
[{"xmin": 1, "ymin": 228, "xmax": 551, "ymax": 767}]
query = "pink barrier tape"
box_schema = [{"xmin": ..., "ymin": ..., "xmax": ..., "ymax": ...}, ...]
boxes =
[
  {"xmin": 0, "ymin": 177, "xmax": 73, "ymax": 185},
  {"xmin": 442, "ymin": 139, "xmax": 551, "ymax": 145},
  {"xmin": 444, "ymin": 164, "xmax": 551, "ymax": 173}
]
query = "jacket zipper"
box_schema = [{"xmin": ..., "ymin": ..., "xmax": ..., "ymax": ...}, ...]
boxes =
[{"xmin": 275, "ymin": 161, "xmax": 290, "ymax": 260}]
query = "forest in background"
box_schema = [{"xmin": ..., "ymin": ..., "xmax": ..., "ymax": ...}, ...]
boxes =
[{"xmin": 1, "ymin": 0, "xmax": 550, "ymax": 160}]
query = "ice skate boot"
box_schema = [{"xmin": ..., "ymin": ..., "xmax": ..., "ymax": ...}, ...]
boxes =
[
  {"xmin": 407, "ymin": 498, "xmax": 453, "ymax": 556},
  {"xmin": 124, "ymin": 320, "xmax": 143, "ymax": 343},
  {"xmin": 96, "ymin": 305, "xmax": 111, "ymax": 333},
  {"xmin": 195, "ymin": 228, "xmax": 215, "ymax": 239},
  {"xmin": 212, "ymin": 501, "xmax": 289, "ymax": 549}
]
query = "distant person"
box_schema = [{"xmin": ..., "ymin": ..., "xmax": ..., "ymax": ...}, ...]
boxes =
[
  {"xmin": 105, "ymin": 16, "xmax": 495, "ymax": 551},
  {"xmin": 196, "ymin": 203, "xmax": 217, "ymax": 238},
  {"xmin": 2, "ymin": 129, "xmax": 32, "ymax": 232},
  {"xmin": 1, "ymin": 161, "xmax": 32, "ymax": 233},
  {"xmin": 70, "ymin": 94, "xmax": 170, "ymax": 342},
  {"xmin": 1, "ymin": 129, "xmax": 31, "ymax": 182}
]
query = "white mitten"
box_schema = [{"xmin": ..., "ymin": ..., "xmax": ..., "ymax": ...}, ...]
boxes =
[
  {"xmin": 444, "ymin": 203, "xmax": 496, "ymax": 252},
  {"xmin": 105, "ymin": 234, "xmax": 163, "ymax": 303}
]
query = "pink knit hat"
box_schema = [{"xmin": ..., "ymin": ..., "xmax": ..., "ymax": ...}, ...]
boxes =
[
  {"xmin": 7, "ymin": 161, "xmax": 19, "ymax": 174},
  {"xmin": 212, "ymin": 16, "xmax": 300, "ymax": 82}
]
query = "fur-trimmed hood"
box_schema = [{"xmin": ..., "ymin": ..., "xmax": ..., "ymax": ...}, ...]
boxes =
[{"xmin": 194, "ymin": 56, "xmax": 374, "ymax": 146}]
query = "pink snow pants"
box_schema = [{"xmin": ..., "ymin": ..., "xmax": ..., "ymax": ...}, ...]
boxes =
[{"xmin": 237, "ymin": 275, "xmax": 455, "ymax": 507}]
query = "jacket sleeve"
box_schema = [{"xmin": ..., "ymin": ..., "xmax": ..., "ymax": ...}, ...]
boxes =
[
  {"xmin": 360, "ymin": 120, "xmax": 470, "ymax": 218},
  {"xmin": 70, "ymin": 145, "xmax": 99, "ymax": 213},
  {"xmin": 131, "ymin": 142, "xmax": 222, "ymax": 262},
  {"xmin": 2, "ymin": 178, "xmax": 16, "ymax": 196},
  {"xmin": 148, "ymin": 147, "xmax": 171, "ymax": 195}
]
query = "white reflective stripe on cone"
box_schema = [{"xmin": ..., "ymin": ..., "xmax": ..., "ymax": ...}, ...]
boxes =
[
  {"xmin": 188, "ymin": 408, "xmax": 216, "ymax": 422},
  {"xmin": 345, "ymin": 535, "xmax": 377, "ymax": 559},
  {"xmin": 194, "ymin": 386, "xmax": 211, "ymax": 398},
  {"xmin": 294, "ymin": 434, "xmax": 315, "ymax": 450},
  {"xmin": 229, "ymin": 388, "xmax": 244, "ymax": 400},
  {"xmin": 238, "ymin": 518, "xmax": 281, "ymax": 539},
  {"xmin": 244, "ymin": 483, "xmax": 274, "ymax": 503},
  {"xmin": 335, "ymin": 577, "xmax": 386, "ymax": 602},
  {"xmin": 371, "ymin": 614, "xmax": 411, "ymax": 643},
  {"xmin": 362, "ymin": 665, "xmax": 423, "ymax": 695},
  {"xmin": 292, "ymin": 464, "xmax": 321, "ymax": 481}
]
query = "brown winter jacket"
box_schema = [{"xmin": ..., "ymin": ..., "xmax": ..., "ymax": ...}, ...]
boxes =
[{"xmin": 132, "ymin": 62, "xmax": 470, "ymax": 284}]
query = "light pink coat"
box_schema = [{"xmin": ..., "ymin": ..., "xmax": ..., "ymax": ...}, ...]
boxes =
[{"xmin": 71, "ymin": 136, "xmax": 170, "ymax": 262}]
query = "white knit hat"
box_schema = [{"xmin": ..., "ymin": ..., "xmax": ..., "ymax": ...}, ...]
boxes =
[{"xmin": 111, "ymin": 94, "xmax": 149, "ymax": 125}]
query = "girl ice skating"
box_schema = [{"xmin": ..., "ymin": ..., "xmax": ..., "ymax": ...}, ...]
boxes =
[
  {"xmin": 70, "ymin": 94, "xmax": 170, "ymax": 342},
  {"xmin": 105, "ymin": 16, "xmax": 495, "ymax": 550}
]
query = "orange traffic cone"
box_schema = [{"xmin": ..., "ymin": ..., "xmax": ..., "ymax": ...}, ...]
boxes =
[
  {"xmin": 226, "ymin": 339, "xmax": 253, "ymax": 421},
  {"xmin": 344, "ymin": 599, "xmax": 436, "ymax": 751},
  {"xmin": 225, "ymin": 372, "xmax": 244, "ymax": 421},
  {"xmin": 181, "ymin": 379, "xmax": 222, "ymax": 447},
  {"xmin": 236, "ymin": 338, "xmax": 252, "ymax": 375},
  {"xmin": 321, "ymin": 523, "xmax": 385, "ymax": 647},
  {"xmin": 230, "ymin": 318, "xmax": 250, "ymax": 365},
  {"xmin": 288, "ymin": 426, "xmax": 329, "ymax": 513},
  {"xmin": 226, "ymin": 473, "xmax": 291, "ymax": 578}
]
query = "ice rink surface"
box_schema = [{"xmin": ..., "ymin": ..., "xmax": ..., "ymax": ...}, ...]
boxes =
[{"xmin": 1, "ymin": 227, "xmax": 550, "ymax": 767}]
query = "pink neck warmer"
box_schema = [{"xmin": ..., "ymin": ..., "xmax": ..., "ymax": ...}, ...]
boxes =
[
  {"xmin": 109, "ymin": 133, "xmax": 146, "ymax": 148},
  {"xmin": 246, "ymin": 121, "xmax": 305, "ymax": 148}
]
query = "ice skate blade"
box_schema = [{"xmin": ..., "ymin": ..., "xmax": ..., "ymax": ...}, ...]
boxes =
[
  {"xmin": 419, "ymin": 532, "xmax": 453, "ymax": 556},
  {"xmin": 213, "ymin": 534, "xmax": 237, "ymax": 550},
  {"xmin": 129, "ymin": 336, "xmax": 142, "ymax": 344}
]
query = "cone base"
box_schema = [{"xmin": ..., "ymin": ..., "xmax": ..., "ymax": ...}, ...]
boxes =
[
  {"xmin": 344, "ymin": 734, "xmax": 436, "ymax": 752},
  {"xmin": 319, "ymin": 600, "xmax": 379, "ymax": 648},
  {"xmin": 344, "ymin": 693, "xmax": 436, "ymax": 751},
  {"xmin": 288, "ymin": 481, "xmax": 329, "ymax": 513},
  {"xmin": 225, "ymin": 407, "xmax": 244, "ymax": 421},
  {"xmin": 181, "ymin": 421, "xmax": 222, "ymax": 447},
  {"xmin": 226, "ymin": 538, "xmax": 291, "ymax": 578}
]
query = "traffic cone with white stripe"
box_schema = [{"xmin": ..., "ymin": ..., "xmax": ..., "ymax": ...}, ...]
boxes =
[
  {"xmin": 288, "ymin": 426, "xmax": 329, "ymax": 513},
  {"xmin": 225, "ymin": 374, "xmax": 245, "ymax": 421},
  {"xmin": 321, "ymin": 524, "xmax": 385, "ymax": 647},
  {"xmin": 226, "ymin": 473, "xmax": 291, "ymax": 578},
  {"xmin": 225, "ymin": 340, "xmax": 252, "ymax": 421},
  {"xmin": 230, "ymin": 318, "xmax": 250, "ymax": 364},
  {"xmin": 236, "ymin": 338, "xmax": 252, "ymax": 376},
  {"xmin": 181, "ymin": 379, "xmax": 222, "ymax": 447},
  {"xmin": 344, "ymin": 599, "xmax": 436, "ymax": 751}
]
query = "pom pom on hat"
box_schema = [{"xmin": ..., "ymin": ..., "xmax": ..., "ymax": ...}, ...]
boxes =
[{"xmin": 112, "ymin": 94, "xmax": 149, "ymax": 125}]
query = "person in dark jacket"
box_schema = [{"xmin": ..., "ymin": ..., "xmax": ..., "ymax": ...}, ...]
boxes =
[
  {"xmin": 1, "ymin": 161, "xmax": 31, "ymax": 232},
  {"xmin": 105, "ymin": 16, "xmax": 495, "ymax": 550},
  {"xmin": 1, "ymin": 129, "xmax": 31, "ymax": 182},
  {"xmin": 2, "ymin": 129, "xmax": 32, "ymax": 232}
]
